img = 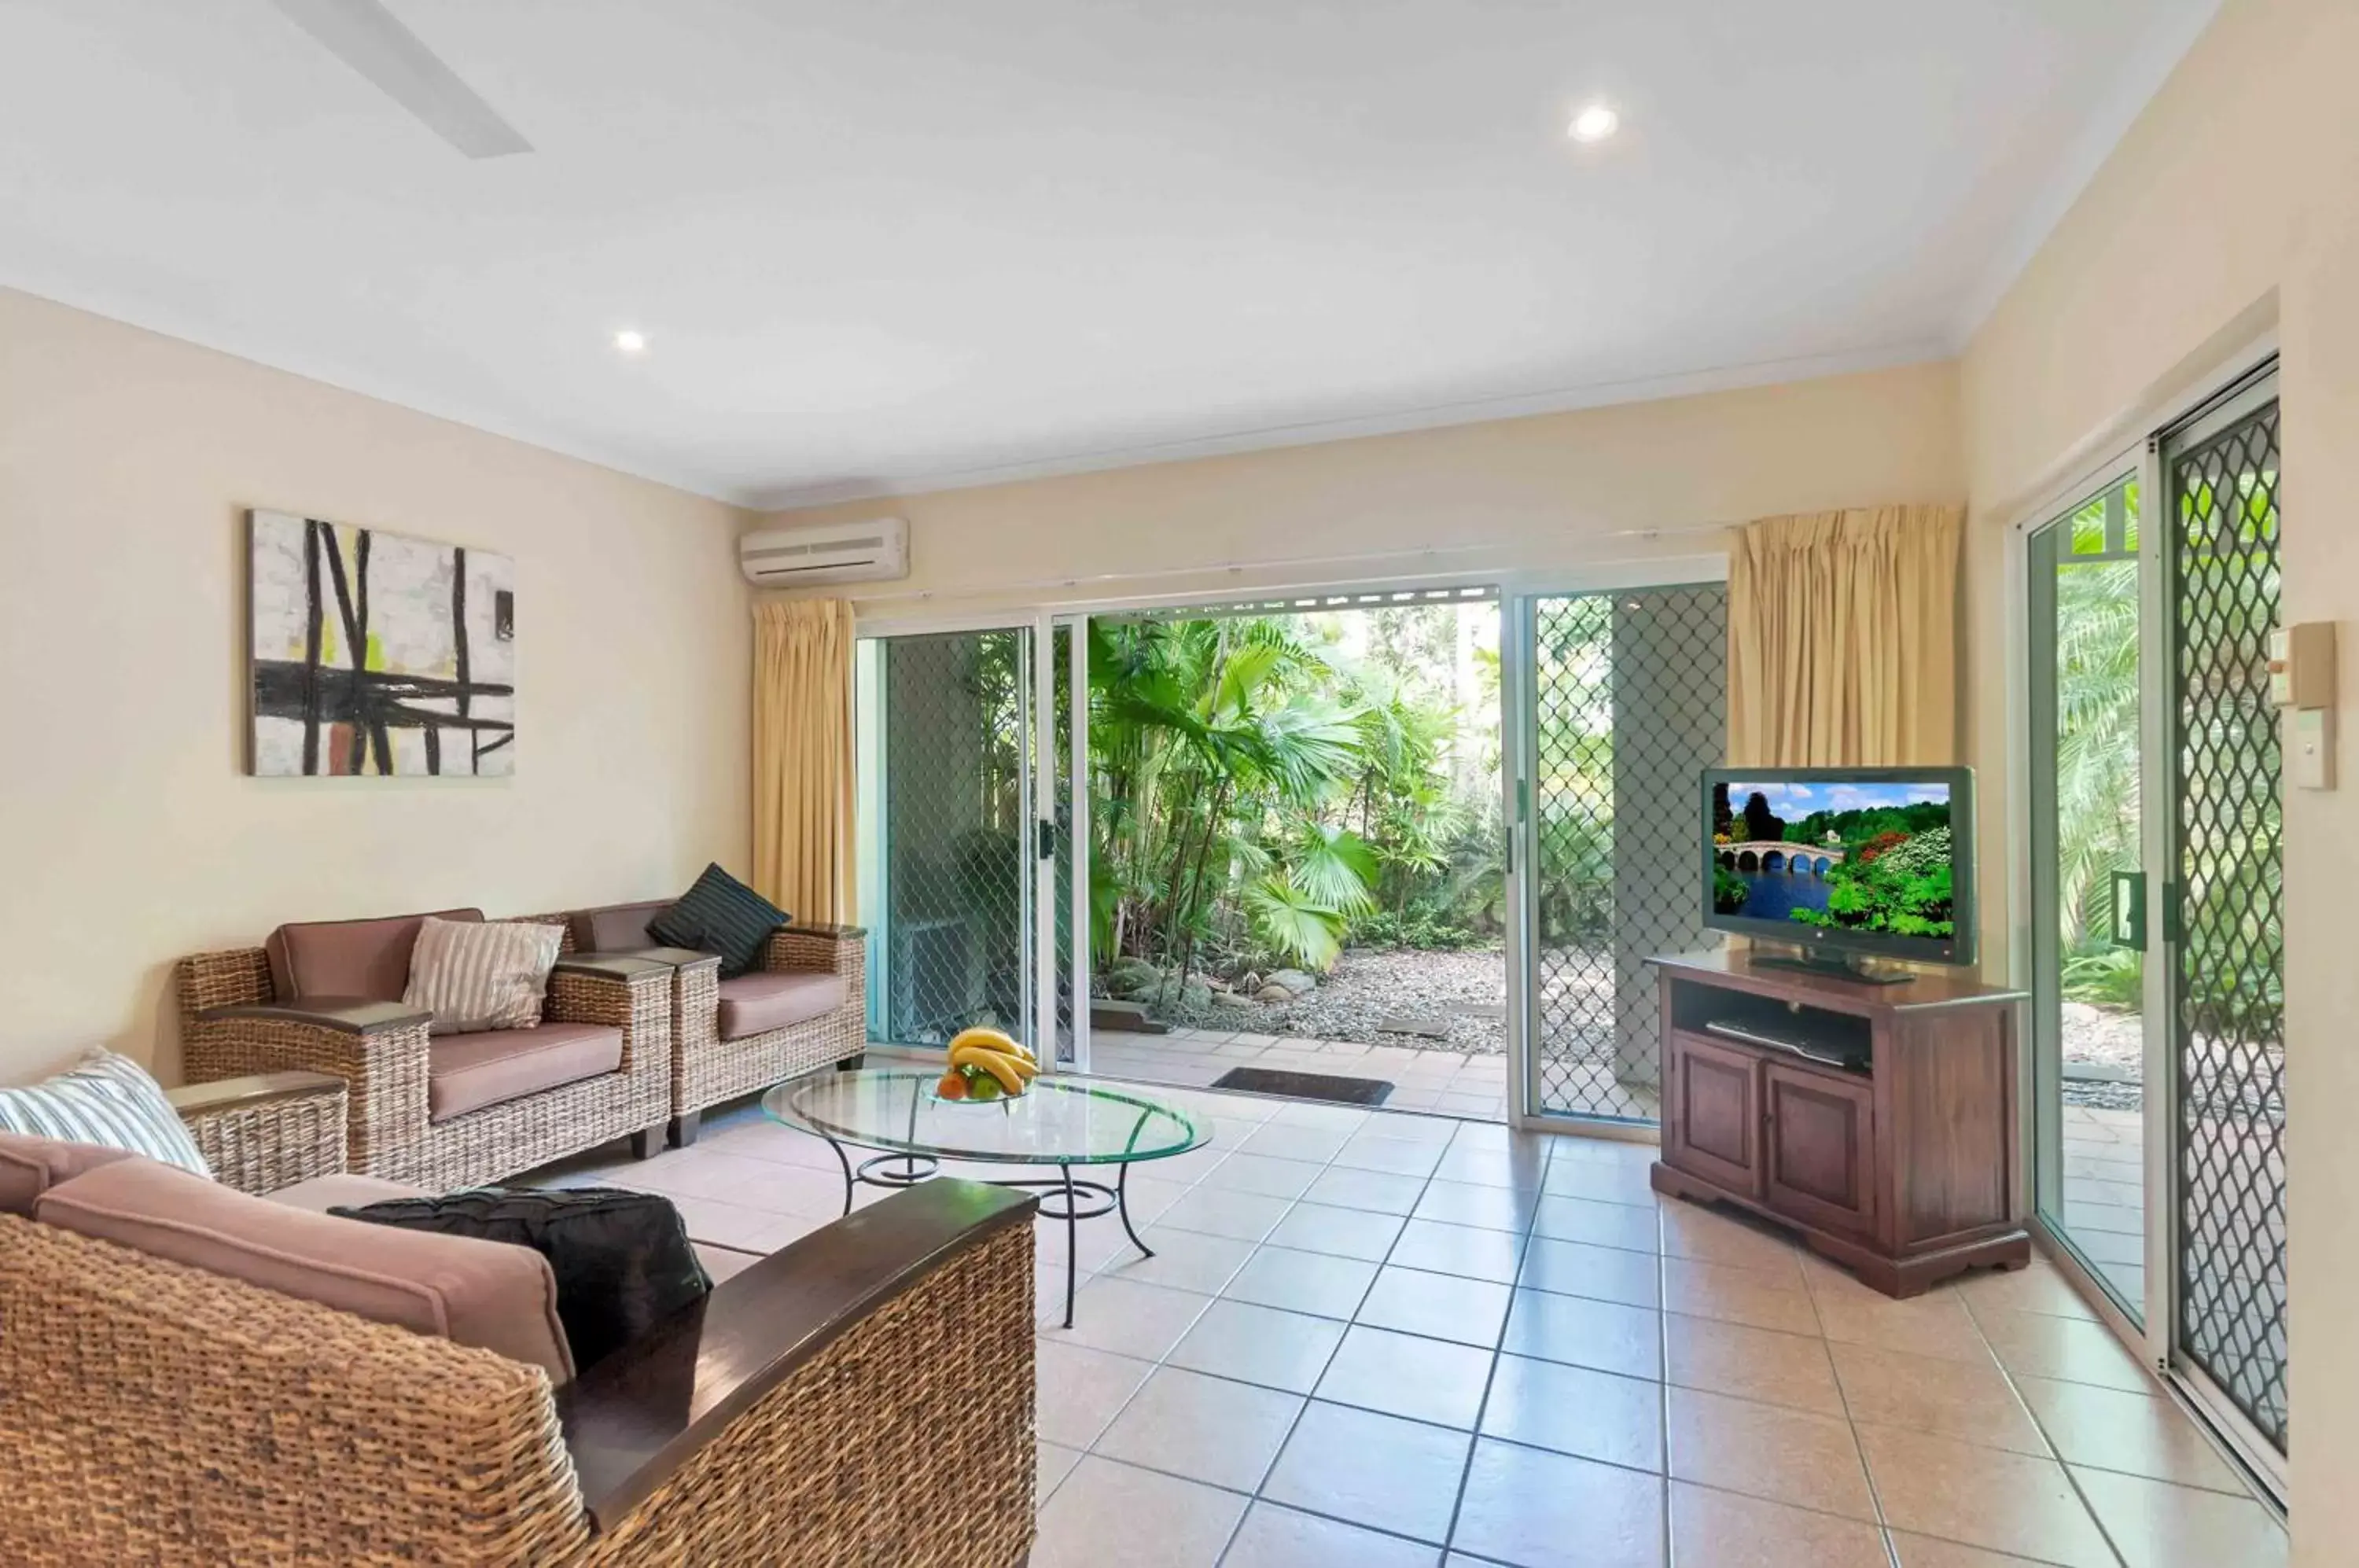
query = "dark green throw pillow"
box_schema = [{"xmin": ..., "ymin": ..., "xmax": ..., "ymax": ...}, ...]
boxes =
[
  {"xmin": 331, "ymin": 1186, "xmax": 712, "ymax": 1374},
  {"xmin": 647, "ymin": 863, "xmax": 787, "ymax": 977}
]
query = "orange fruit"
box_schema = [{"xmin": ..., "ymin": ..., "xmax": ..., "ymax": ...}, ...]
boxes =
[{"xmin": 936, "ymin": 1070, "xmax": 968, "ymax": 1099}]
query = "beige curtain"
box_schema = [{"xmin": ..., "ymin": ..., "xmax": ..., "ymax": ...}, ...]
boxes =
[
  {"xmin": 1727, "ymin": 505, "xmax": 1963, "ymax": 767},
  {"xmin": 752, "ymin": 598, "xmax": 858, "ymax": 924}
]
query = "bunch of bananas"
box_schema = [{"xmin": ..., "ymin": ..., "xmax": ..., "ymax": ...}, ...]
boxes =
[{"xmin": 935, "ymin": 1028, "xmax": 1039, "ymax": 1102}]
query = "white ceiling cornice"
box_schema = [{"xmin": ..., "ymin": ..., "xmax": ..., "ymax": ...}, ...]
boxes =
[{"xmin": 749, "ymin": 338, "xmax": 1952, "ymax": 513}]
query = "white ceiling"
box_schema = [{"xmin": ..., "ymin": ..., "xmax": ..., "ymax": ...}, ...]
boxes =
[{"xmin": 0, "ymin": 0, "xmax": 2220, "ymax": 506}]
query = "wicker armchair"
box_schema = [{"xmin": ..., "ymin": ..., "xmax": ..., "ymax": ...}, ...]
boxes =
[
  {"xmin": 178, "ymin": 931, "xmax": 672, "ymax": 1190},
  {"xmin": 565, "ymin": 903, "xmax": 869, "ymax": 1147},
  {"xmin": 0, "ymin": 1179, "xmax": 1037, "ymax": 1566}
]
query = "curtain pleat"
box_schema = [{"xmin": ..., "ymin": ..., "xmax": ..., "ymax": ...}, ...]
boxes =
[
  {"xmin": 751, "ymin": 598, "xmax": 858, "ymax": 924},
  {"xmin": 1727, "ymin": 506, "xmax": 1962, "ymax": 767}
]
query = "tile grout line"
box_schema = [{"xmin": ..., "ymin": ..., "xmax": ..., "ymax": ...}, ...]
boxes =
[
  {"xmin": 1790, "ymin": 1256, "xmax": 1904, "ymax": 1568},
  {"xmin": 1956, "ymin": 1283, "xmax": 2137, "ymax": 1568},
  {"xmin": 1656, "ymin": 1180, "xmax": 1676, "ymax": 1567},
  {"xmin": 1429, "ymin": 1124, "xmax": 1559, "ymax": 1559},
  {"xmin": 1218, "ymin": 1108, "xmax": 1552, "ymax": 1562}
]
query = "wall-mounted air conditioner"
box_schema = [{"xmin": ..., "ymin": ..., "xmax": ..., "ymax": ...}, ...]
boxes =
[{"xmin": 738, "ymin": 517, "xmax": 908, "ymax": 586}]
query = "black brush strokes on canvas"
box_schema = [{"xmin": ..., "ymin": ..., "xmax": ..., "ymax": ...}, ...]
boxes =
[{"xmin": 259, "ymin": 520, "xmax": 513, "ymax": 775}]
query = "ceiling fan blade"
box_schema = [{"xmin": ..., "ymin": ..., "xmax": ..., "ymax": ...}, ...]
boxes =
[{"xmin": 268, "ymin": 0, "xmax": 532, "ymax": 159}]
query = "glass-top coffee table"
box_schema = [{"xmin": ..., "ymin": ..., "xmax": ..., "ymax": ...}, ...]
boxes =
[{"xmin": 762, "ymin": 1070, "xmax": 1207, "ymax": 1327}]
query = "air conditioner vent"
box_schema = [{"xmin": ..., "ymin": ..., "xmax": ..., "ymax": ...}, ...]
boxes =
[{"xmin": 738, "ymin": 518, "xmax": 908, "ymax": 586}]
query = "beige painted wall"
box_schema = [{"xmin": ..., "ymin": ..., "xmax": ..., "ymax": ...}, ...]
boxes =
[
  {"xmin": 1960, "ymin": 0, "xmax": 2359, "ymax": 1550},
  {"xmin": 762, "ymin": 362, "xmax": 1963, "ymax": 617},
  {"xmin": 0, "ymin": 287, "xmax": 753, "ymax": 1085}
]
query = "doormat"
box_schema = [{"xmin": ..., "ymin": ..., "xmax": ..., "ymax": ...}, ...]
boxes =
[{"xmin": 1212, "ymin": 1067, "xmax": 1394, "ymax": 1106}]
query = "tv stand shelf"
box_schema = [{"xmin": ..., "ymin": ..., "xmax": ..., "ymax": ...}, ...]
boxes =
[{"xmin": 1649, "ymin": 949, "xmax": 2030, "ymax": 1298}]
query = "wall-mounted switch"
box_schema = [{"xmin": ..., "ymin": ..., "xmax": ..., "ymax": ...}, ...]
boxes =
[
  {"xmin": 2268, "ymin": 622, "xmax": 2336, "ymax": 709},
  {"xmin": 2294, "ymin": 709, "xmax": 2336, "ymax": 790}
]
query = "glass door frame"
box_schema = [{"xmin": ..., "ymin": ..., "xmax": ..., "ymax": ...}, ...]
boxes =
[
  {"xmin": 2004, "ymin": 340, "xmax": 2287, "ymax": 1503},
  {"xmin": 1040, "ymin": 613, "xmax": 1091, "ymax": 1077},
  {"xmin": 1500, "ymin": 553, "xmax": 1731, "ymax": 1139},
  {"xmin": 853, "ymin": 607, "xmax": 1060, "ymax": 1062},
  {"xmin": 2016, "ymin": 449, "xmax": 2155, "ymax": 1334}
]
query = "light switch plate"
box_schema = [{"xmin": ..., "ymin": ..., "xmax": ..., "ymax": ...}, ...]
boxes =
[{"xmin": 2293, "ymin": 708, "xmax": 2336, "ymax": 790}]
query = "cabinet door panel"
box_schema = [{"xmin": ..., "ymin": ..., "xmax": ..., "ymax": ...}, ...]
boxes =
[
  {"xmin": 1762, "ymin": 1064, "xmax": 1875, "ymax": 1235},
  {"xmin": 1664, "ymin": 1032, "xmax": 1762, "ymax": 1196}
]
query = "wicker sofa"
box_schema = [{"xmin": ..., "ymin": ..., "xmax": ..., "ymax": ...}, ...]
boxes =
[
  {"xmin": 177, "ymin": 907, "xmax": 674, "ymax": 1189},
  {"xmin": 0, "ymin": 1075, "xmax": 1037, "ymax": 1566},
  {"xmin": 565, "ymin": 900, "xmax": 868, "ymax": 1147}
]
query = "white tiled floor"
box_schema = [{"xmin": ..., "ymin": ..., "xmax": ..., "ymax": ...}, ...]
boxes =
[{"xmin": 538, "ymin": 1077, "xmax": 2281, "ymax": 1568}]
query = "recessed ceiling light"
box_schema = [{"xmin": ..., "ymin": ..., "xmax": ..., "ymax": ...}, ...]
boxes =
[
  {"xmin": 1568, "ymin": 104, "xmax": 1620, "ymax": 143},
  {"xmin": 613, "ymin": 329, "xmax": 647, "ymax": 355}
]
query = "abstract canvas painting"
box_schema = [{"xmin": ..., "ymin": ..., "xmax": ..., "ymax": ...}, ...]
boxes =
[{"xmin": 248, "ymin": 510, "xmax": 516, "ymax": 777}]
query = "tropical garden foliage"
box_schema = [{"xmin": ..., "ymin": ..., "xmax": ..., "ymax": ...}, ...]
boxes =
[{"xmin": 1087, "ymin": 606, "xmax": 1501, "ymax": 994}]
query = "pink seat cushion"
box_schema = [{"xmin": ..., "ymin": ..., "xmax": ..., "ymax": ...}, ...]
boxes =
[
  {"xmin": 428, "ymin": 1022, "xmax": 623, "ymax": 1122},
  {"xmin": 267, "ymin": 907, "xmax": 486, "ymax": 1003},
  {"xmin": 716, "ymin": 971, "xmax": 848, "ymax": 1040},
  {"xmin": 0, "ymin": 1132, "xmax": 134, "ymax": 1217},
  {"xmin": 36, "ymin": 1158, "xmax": 572, "ymax": 1382},
  {"xmin": 568, "ymin": 900, "xmax": 673, "ymax": 955}
]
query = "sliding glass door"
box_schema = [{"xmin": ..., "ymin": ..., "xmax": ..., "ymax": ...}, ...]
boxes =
[
  {"xmin": 2026, "ymin": 470, "xmax": 2149, "ymax": 1319},
  {"xmin": 857, "ymin": 625, "xmax": 1038, "ymax": 1051},
  {"xmin": 1511, "ymin": 576, "xmax": 1728, "ymax": 1125},
  {"xmin": 2022, "ymin": 361, "xmax": 2286, "ymax": 1489}
]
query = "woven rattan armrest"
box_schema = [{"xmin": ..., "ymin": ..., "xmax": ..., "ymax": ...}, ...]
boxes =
[
  {"xmin": 167, "ymin": 1070, "xmax": 349, "ymax": 1192},
  {"xmin": 551, "ymin": 955, "xmax": 674, "ymax": 982},
  {"xmin": 614, "ymin": 947, "xmax": 725, "ymax": 973},
  {"xmin": 167, "ymin": 1069, "xmax": 346, "ymax": 1117},
  {"xmin": 759, "ymin": 925, "xmax": 866, "ymax": 977},
  {"xmin": 558, "ymin": 1180, "xmax": 1036, "ymax": 1533},
  {"xmin": 782, "ymin": 922, "xmax": 867, "ymax": 940},
  {"xmin": 197, "ymin": 997, "xmax": 433, "ymax": 1036}
]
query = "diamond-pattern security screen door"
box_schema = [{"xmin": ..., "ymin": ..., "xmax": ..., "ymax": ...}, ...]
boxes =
[
  {"xmin": 2163, "ymin": 377, "xmax": 2287, "ymax": 1454},
  {"xmin": 1523, "ymin": 584, "xmax": 1727, "ymax": 1121},
  {"xmin": 874, "ymin": 628, "xmax": 1034, "ymax": 1047}
]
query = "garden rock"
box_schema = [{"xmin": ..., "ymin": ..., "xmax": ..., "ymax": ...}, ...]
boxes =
[
  {"xmin": 1213, "ymin": 991, "xmax": 1257, "ymax": 1010},
  {"xmin": 1255, "ymin": 985, "xmax": 1294, "ymax": 1003},
  {"xmin": 1266, "ymin": 969, "xmax": 1319, "ymax": 997}
]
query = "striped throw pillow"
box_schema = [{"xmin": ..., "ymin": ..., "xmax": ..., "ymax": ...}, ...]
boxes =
[
  {"xmin": 403, "ymin": 917, "xmax": 564, "ymax": 1036},
  {"xmin": 648, "ymin": 864, "xmax": 787, "ymax": 978},
  {"xmin": 0, "ymin": 1048, "xmax": 212, "ymax": 1177}
]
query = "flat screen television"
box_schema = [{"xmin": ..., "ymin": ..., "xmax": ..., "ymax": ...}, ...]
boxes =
[{"xmin": 1702, "ymin": 767, "xmax": 1977, "ymax": 977}]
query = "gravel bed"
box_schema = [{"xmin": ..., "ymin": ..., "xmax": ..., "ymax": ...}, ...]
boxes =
[
  {"xmin": 1267, "ymin": 947, "xmax": 1510, "ymax": 1054},
  {"xmin": 1106, "ymin": 946, "xmax": 1513, "ymax": 1054}
]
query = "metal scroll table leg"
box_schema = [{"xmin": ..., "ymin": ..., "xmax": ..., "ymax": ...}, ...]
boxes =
[
  {"xmin": 826, "ymin": 1136, "xmax": 854, "ymax": 1217},
  {"xmin": 1060, "ymin": 1162, "xmax": 1079, "ymax": 1330},
  {"xmin": 1117, "ymin": 1157, "xmax": 1155, "ymax": 1259}
]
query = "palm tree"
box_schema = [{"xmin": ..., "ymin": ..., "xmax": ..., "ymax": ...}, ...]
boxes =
[
  {"xmin": 2052, "ymin": 558, "xmax": 2142, "ymax": 951},
  {"xmin": 1090, "ymin": 617, "xmax": 1373, "ymax": 985}
]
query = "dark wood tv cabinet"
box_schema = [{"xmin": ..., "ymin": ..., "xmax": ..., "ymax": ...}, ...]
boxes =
[{"xmin": 1649, "ymin": 949, "xmax": 2030, "ymax": 1298}]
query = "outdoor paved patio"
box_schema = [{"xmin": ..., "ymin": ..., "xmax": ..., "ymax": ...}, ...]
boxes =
[
  {"xmin": 2062, "ymin": 1104, "xmax": 2147, "ymax": 1311},
  {"xmin": 1086, "ymin": 1026, "xmax": 1511, "ymax": 1123}
]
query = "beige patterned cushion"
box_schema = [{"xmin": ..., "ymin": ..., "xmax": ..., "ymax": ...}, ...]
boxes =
[{"xmin": 402, "ymin": 917, "xmax": 562, "ymax": 1036}]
